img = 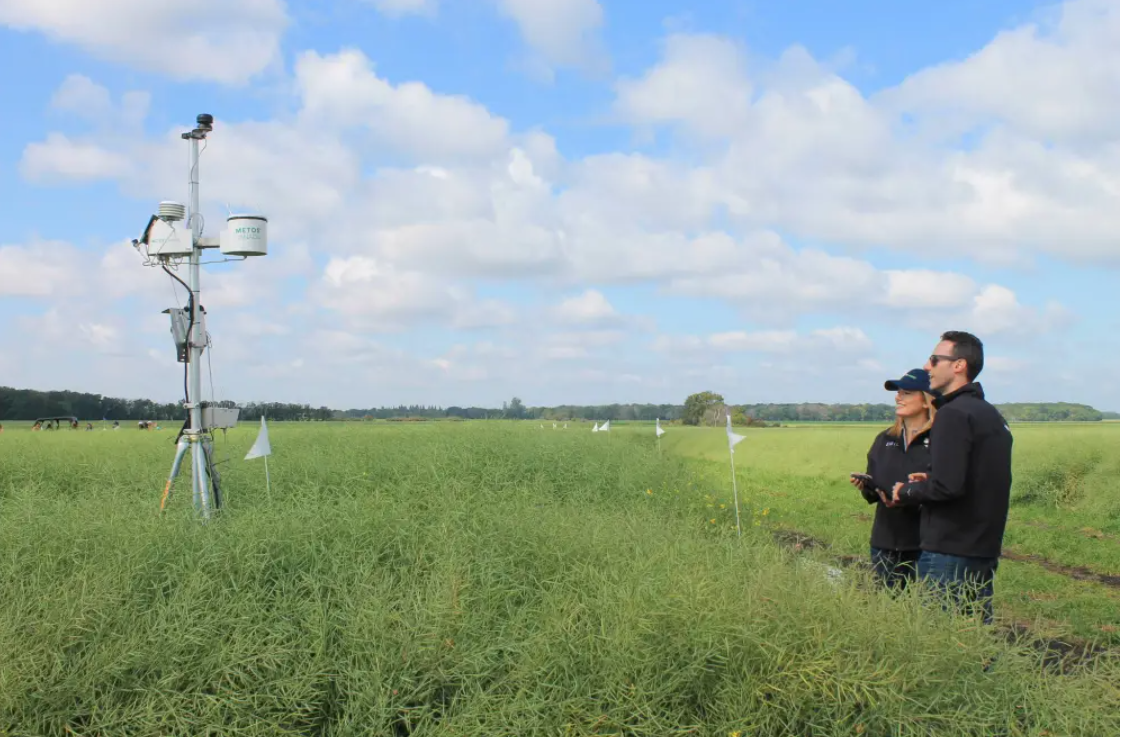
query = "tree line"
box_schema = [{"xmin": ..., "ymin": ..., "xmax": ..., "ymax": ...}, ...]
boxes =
[{"xmin": 0, "ymin": 386, "xmax": 1112, "ymax": 423}]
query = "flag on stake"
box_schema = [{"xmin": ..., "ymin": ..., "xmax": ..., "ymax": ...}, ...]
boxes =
[
  {"xmin": 245, "ymin": 416, "xmax": 271, "ymax": 459},
  {"xmin": 600, "ymin": 420, "xmax": 611, "ymax": 432},
  {"xmin": 726, "ymin": 412, "xmax": 745, "ymax": 453},
  {"xmin": 592, "ymin": 422, "xmax": 600, "ymax": 432},
  {"xmin": 245, "ymin": 416, "xmax": 273, "ymax": 499},
  {"xmin": 655, "ymin": 418, "xmax": 666, "ymax": 438},
  {"xmin": 725, "ymin": 412, "xmax": 745, "ymax": 536}
]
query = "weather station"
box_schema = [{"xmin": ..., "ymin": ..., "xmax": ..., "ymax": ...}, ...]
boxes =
[{"xmin": 131, "ymin": 113, "xmax": 269, "ymax": 519}]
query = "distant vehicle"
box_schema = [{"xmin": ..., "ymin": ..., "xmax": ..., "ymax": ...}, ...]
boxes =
[{"xmin": 32, "ymin": 416, "xmax": 79, "ymax": 430}]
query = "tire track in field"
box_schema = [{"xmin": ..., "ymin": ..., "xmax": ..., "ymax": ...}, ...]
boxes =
[{"xmin": 1000, "ymin": 550, "xmax": 1119, "ymax": 587}]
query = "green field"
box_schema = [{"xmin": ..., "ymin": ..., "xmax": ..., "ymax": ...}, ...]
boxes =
[{"xmin": 0, "ymin": 421, "xmax": 1117, "ymax": 735}]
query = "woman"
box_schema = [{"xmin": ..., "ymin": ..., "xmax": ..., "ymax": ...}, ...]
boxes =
[{"xmin": 849, "ymin": 368, "xmax": 937, "ymax": 590}]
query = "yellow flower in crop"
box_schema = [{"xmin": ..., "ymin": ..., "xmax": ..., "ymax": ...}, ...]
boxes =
[
  {"xmin": 719, "ymin": 504, "xmax": 726, "ymax": 509},
  {"xmin": 709, "ymin": 518, "xmax": 716, "ymax": 524},
  {"xmin": 646, "ymin": 489, "xmax": 653, "ymax": 495},
  {"xmin": 762, "ymin": 508, "xmax": 769, "ymax": 516},
  {"xmin": 730, "ymin": 731, "xmax": 742, "ymax": 737}
]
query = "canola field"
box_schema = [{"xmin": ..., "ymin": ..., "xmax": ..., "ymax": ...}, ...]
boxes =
[{"xmin": 0, "ymin": 421, "xmax": 1116, "ymax": 736}]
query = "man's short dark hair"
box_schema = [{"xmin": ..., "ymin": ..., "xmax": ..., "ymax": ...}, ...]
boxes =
[{"xmin": 941, "ymin": 330, "xmax": 983, "ymax": 381}]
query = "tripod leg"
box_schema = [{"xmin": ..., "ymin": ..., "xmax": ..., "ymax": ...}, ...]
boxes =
[{"xmin": 161, "ymin": 437, "xmax": 191, "ymax": 511}]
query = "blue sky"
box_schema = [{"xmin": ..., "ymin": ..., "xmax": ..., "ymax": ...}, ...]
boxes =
[{"xmin": 0, "ymin": 0, "xmax": 1117, "ymax": 411}]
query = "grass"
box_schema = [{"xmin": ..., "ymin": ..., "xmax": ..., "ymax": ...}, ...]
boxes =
[{"xmin": 0, "ymin": 422, "xmax": 1117, "ymax": 735}]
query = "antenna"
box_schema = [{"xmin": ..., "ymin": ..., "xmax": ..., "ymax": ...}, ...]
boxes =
[{"xmin": 133, "ymin": 113, "xmax": 270, "ymax": 520}]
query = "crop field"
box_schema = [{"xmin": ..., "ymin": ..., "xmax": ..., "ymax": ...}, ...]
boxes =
[{"xmin": 0, "ymin": 421, "xmax": 1117, "ymax": 735}]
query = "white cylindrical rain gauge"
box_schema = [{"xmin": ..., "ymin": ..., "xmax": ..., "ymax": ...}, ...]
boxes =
[{"xmin": 220, "ymin": 214, "xmax": 268, "ymax": 256}]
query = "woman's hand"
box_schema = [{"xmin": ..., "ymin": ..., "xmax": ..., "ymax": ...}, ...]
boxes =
[{"xmin": 908, "ymin": 472, "xmax": 928, "ymax": 482}]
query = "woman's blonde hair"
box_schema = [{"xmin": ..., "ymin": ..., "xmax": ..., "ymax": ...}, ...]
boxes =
[{"xmin": 886, "ymin": 391, "xmax": 937, "ymax": 438}]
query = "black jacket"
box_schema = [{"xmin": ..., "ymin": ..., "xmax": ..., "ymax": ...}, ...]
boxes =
[
  {"xmin": 898, "ymin": 383, "xmax": 1013, "ymax": 559},
  {"xmin": 863, "ymin": 426, "xmax": 930, "ymax": 551}
]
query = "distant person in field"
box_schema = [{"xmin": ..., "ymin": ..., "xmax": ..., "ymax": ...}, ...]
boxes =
[
  {"xmin": 884, "ymin": 331, "xmax": 1013, "ymax": 624},
  {"xmin": 849, "ymin": 369, "xmax": 936, "ymax": 590}
]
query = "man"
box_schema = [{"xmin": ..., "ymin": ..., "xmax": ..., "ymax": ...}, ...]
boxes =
[{"xmin": 885, "ymin": 331, "xmax": 1013, "ymax": 623}]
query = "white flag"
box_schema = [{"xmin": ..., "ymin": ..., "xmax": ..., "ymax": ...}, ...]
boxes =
[
  {"xmin": 245, "ymin": 416, "xmax": 272, "ymax": 460},
  {"xmin": 600, "ymin": 420, "xmax": 611, "ymax": 432},
  {"xmin": 655, "ymin": 418, "xmax": 666, "ymax": 438},
  {"xmin": 725, "ymin": 412, "xmax": 745, "ymax": 453}
]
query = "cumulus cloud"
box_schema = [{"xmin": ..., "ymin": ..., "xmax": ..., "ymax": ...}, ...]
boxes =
[
  {"xmin": 552, "ymin": 289, "xmax": 619, "ymax": 325},
  {"xmin": 0, "ymin": 0, "xmax": 287, "ymax": 84},
  {"xmin": 0, "ymin": 241, "xmax": 85, "ymax": 297},
  {"xmin": 495, "ymin": 0, "xmax": 607, "ymax": 74},
  {"xmin": 613, "ymin": 5, "xmax": 1117, "ymax": 265},
  {"xmin": 8, "ymin": 2, "xmax": 1114, "ymax": 408},
  {"xmin": 615, "ymin": 34, "xmax": 751, "ymax": 138},
  {"xmin": 883, "ymin": 0, "xmax": 1119, "ymax": 146},
  {"xmin": 366, "ymin": 0, "xmax": 437, "ymax": 17},
  {"xmin": 657, "ymin": 327, "xmax": 872, "ymax": 356},
  {"xmin": 312, "ymin": 255, "xmax": 516, "ymax": 332},
  {"xmin": 294, "ymin": 49, "xmax": 510, "ymax": 160}
]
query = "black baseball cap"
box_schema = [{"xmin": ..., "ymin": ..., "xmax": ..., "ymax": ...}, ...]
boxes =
[{"xmin": 885, "ymin": 368, "xmax": 933, "ymax": 393}]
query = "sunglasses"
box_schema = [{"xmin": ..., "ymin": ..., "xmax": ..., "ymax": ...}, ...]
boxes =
[{"xmin": 929, "ymin": 354, "xmax": 960, "ymax": 366}]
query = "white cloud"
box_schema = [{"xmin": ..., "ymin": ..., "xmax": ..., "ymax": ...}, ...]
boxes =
[
  {"xmin": 708, "ymin": 330, "xmax": 797, "ymax": 352},
  {"xmin": 21, "ymin": 133, "xmax": 135, "ymax": 183},
  {"xmin": 883, "ymin": 0, "xmax": 1119, "ymax": 146},
  {"xmin": 614, "ymin": 34, "xmax": 751, "ymax": 138},
  {"xmin": 539, "ymin": 329, "xmax": 624, "ymax": 360},
  {"xmin": 495, "ymin": 0, "xmax": 606, "ymax": 72},
  {"xmin": 552, "ymin": 289, "xmax": 619, "ymax": 325},
  {"xmin": 0, "ymin": 0, "xmax": 287, "ymax": 84},
  {"xmin": 612, "ymin": 8, "xmax": 1118, "ymax": 265},
  {"xmin": 50, "ymin": 74, "xmax": 111, "ymax": 119},
  {"xmin": 367, "ymin": 0, "xmax": 437, "ymax": 17},
  {"xmin": 0, "ymin": 241, "xmax": 84, "ymax": 297},
  {"xmin": 967, "ymin": 284, "xmax": 1073, "ymax": 336},
  {"xmin": 48, "ymin": 75, "xmax": 151, "ymax": 132},
  {"xmin": 9, "ymin": 4, "xmax": 1114, "ymax": 409},
  {"xmin": 312, "ymin": 255, "xmax": 516, "ymax": 332},
  {"xmin": 884, "ymin": 270, "xmax": 978, "ymax": 309},
  {"xmin": 654, "ymin": 327, "xmax": 871, "ymax": 355},
  {"xmin": 295, "ymin": 49, "xmax": 510, "ymax": 161}
]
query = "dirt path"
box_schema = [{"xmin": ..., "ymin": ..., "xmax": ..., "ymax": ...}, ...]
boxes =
[{"xmin": 1000, "ymin": 550, "xmax": 1119, "ymax": 587}]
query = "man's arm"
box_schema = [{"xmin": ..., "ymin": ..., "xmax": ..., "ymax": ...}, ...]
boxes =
[{"xmin": 895, "ymin": 408, "xmax": 972, "ymax": 505}]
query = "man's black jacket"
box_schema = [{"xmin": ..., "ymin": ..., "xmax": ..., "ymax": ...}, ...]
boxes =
[
  {"xmin": 898, "ymin": 382, "xmax": 1014, "ymax": 559},
  {"xmin": 863, "ymin": 426, "xmax": 929, "ymax": 551}
]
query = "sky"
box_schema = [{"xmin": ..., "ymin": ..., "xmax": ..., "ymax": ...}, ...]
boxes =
[{"xmin": 0, "ymin": 0, "xmax": 1117, "ymax": 411}]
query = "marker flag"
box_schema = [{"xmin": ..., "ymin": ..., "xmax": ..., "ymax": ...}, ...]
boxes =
[
  {"xmin": 725, "ymin": 412, "xmax": 745, "ymax": 453},
  {"xmin": 245, "ymin": 416, "xmax": 272, "ymax": 460}
]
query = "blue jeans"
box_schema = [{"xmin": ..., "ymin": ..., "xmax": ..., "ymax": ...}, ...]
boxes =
[
  {"xmin": 870, "ymin": 547, "xmax": 920, "ymax": 591},
  {"xmin": 917, "ymin": 551, "xmax": 998, "ymax": 624}
]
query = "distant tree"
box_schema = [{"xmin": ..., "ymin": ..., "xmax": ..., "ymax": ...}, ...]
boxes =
[
  {"xmin": 504, "ymin": 396, "xmax": 526, "ymax": 419},
  {"xmin": 682, "ymin": 391, "xmax": 725, "ymax": 426}
]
